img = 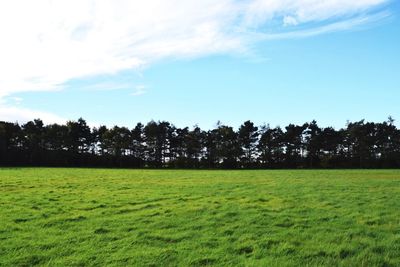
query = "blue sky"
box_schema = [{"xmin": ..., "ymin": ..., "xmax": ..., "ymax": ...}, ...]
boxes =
[{"xmin": 0, "ymin": 0, "xmax": 399, "ymax": 129}]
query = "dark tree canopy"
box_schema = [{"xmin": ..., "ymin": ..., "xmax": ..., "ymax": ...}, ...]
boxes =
[{"xmin": 1, "ymin": 117, "xmax": 399, "ymax": 168}]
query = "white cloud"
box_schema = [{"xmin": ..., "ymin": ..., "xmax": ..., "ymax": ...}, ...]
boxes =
[
  {"xmin": 0, "ymin": 0, "xmax": 390, "ymax": 123},
  {"xmin": 0, "ymin": 106, "xmax": 66, "ymax": 124},
  {"xmin": 283, "ymin": 16, "xmax": 299, "ymax": 26},
  {"xmin": 11, "ymin": 97, "xmax": 23, "ymax": 104},
  {"xmin": 131, "ymin": 85, "xmax": 147, "ymax": 96},
  {"xmin": 80, "ymin": 82, "xmax": 134, "ymax": 91},
  {"xmin": 0, "ymin": 0, "xmax": 389, "ymax": 97},
  {"xmin": 261, "ymin": 11, "xmax": 390, "ymax": 40},
  {"xmin": 242, "ymin": 0, "xmax": 388, "ymax": 27}
]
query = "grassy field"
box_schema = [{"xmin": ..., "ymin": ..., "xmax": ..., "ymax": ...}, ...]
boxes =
[{"xmin": 0, "ymin": 169, "xmax": 399, "ymax": 266}]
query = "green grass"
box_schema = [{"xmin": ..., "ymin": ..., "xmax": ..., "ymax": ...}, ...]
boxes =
[{"xmin": 0, "ymin": 168, "xmax": 399, "ymax": 266}]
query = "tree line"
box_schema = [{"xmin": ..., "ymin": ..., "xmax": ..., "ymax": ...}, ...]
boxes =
[{"xmin": 1, "ymin": 117, "xmax": 399, "ymax": 168}]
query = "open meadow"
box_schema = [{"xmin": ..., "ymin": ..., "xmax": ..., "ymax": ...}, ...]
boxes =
[{"xmin": 0, "ymin": 168, "xmax": 399, "ymax": 266}]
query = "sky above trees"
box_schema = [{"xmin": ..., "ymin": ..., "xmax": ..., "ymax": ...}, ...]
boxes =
[{"xmin": 0, "ymin": 0, "xmax": 399, "ymax": 128}]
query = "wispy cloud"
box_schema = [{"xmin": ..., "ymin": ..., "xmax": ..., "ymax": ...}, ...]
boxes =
[
  {"xmin": 80, "ymin": 82, "xmax": 133, "ymax": 91},
  {"xmin": 131, "ymin": 85, "xmax": 147, "ymax": 96},
  {"xmin": 0, "ymin": 96, "xmax": 23, "ymax": 105},
  {"xmin": 259, "ymin": 11, "xmax": 390, "ymax": 40},
  {"xmin": 0, "ymin": 0, "xmax": 390, "ymax": 97},
  {"xmin": 0, "ymin": 0, "xmax": 391, "ymax": 123},
  {"xmin": 0, "ymin": 106, "xmax": 65, "ymax": 124}
]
